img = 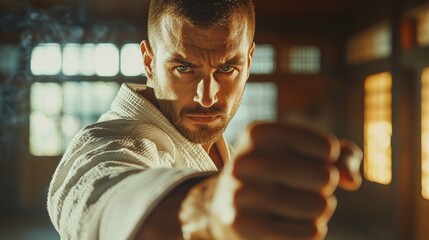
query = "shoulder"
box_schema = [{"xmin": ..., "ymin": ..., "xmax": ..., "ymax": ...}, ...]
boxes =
[{"xmin": 68, "ymin": 119, "xmax": 176, "ymax": 158}]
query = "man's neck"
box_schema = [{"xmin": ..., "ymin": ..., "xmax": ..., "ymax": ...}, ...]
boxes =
[
  {"xmin": 203, "ymin": 142, "xmax": 224, "ymax": 170},
  {"xmin": 137, "ymin": 86, "xmax": 160, "ymax": 109}
]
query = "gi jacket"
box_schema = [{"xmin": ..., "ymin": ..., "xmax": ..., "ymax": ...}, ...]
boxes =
[{"xmin": 47, "ymin": 83, "xmax": 232, "ymax": 240}]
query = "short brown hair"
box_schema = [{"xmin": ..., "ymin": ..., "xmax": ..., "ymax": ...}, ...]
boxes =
[{"xmin": 147, "ymin": 0, "xmax": 255, "ymax": 48}]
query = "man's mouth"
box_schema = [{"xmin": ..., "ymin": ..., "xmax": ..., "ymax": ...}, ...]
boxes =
[{"xmin": 185, "ymin": 114, "xmax": 221, "ymax": 124}]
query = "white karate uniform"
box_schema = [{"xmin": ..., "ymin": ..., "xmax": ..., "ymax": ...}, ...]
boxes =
[{"xmin": 47, "ymin": 83, "xmax": 232, "ymax": 240}]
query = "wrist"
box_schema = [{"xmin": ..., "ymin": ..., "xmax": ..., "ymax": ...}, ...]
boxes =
[{"xmin": 179, "ymin": 176, "xmax": 218, "ymax": 240}]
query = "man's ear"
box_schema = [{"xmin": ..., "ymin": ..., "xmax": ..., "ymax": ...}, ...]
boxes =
[
  {"xmin": 246, "ymin": 42, "xmax": 256, "ymax": 79},
  {"xmin": 140, "ymin": 40, "xmax": 154, "ymax": 79}
]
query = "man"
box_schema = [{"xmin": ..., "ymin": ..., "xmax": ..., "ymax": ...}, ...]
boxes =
[{"xmin": 48, "ymin": 0, "xmax": 362, "ymax": 239}]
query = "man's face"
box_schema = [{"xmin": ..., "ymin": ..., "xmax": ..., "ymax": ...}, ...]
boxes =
[{"xmin": 144, "ymin": 15, "xmax": 255, "ymax": 145}]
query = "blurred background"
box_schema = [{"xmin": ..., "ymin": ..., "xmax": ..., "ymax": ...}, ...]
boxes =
[{"xmin": 1, "ymin": 0, "xmax": 429, "ymax": 239}]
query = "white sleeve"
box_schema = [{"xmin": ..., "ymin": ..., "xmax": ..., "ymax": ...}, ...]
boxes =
[{"xmin": 47, "ymin": 120, "xmax": 208, "ymax": 240}]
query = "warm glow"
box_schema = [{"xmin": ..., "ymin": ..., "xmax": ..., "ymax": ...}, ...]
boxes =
[
  {"xmin": 31, "ymin": 43, "xmax": 62, "ymax": 75},
  {"xmin": 417, "ymin": 7, "xmax": 429, "ymax": 46},
  {"xmin": 364, "ymin": 72, "xmax": 392, "ymax": 184},
  {"xmin": 347, "ymin": 23, "xmax": 391, "ymax": 64},
  {"xmin": 95, "ymin": 43, "xmax": 119, "ymax": 76},
  {"xmin": 422, "ymin": 68, "xmax": 429, "ymax": 199},
  {"xmin": 121, "ymin": 43, "xmax": 145, "ymax": 76}
]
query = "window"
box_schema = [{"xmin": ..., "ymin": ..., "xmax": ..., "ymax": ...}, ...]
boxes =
[
  {"xmin": 250, "ymin": 44, "xmax": 276, "ymax": 74},
  {"xmin": 364, "ymin": 72, "xmax": 392, "ymax": 185},
  {"xmin": 94, "ymin": 43, "xmax": 120, "ymax": 76},
  {"xmin": 422, "ymin": 68, "xmax": 429, "ymax": 199},
  {"xmin": 63, "ymin": 43, "xmax": 84, "ymax": 76},
  {"xmin": 224, "ymin": 82, "xmax": 277, "ymax": 144},
  {"xmin": 347, "ymin": 23, "xmax": 391, "ymax": 64},
  {"xmin": 121, "ymin": 43, "xmax": 145, "ymax": 76},
  {"xmin": 280, "ymin": 46, "xmax": 321, "ymax": 74},
  {"xmin": 31, "ymin": 43, "xmax": 62, "ymax": 75},
  {"xmin": 32, "ymin": 43, "xmax": 144, "ymax": 77},
  {"xmin": 30, "ymin": 82, "xmax": 63, "ymax": 156},
  {"xmin": 30, "ymin": 81, "xmax": 119, "ymax": 156},
  {"xmin": 417, "ymin": 6, "xmax": 429, "ymax": 46}
]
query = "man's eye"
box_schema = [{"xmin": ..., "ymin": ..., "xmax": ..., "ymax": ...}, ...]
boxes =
[
  {"xmin": 219, "ymin": 66, "xmax": 234, "ymax": 73},
  {"xmin": 176, "ymin": 65, "xmax": 192, "ymax": 73}
]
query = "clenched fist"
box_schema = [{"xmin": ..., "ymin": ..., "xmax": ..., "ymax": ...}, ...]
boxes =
[{"xmin": 180, "ymin": 122, "xmax": 362, "ymax": 240}]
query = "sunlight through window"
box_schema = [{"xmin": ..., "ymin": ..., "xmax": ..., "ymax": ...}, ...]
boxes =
[
  {"xmin": 250, "ymin": 44, "xmax": 276, "ymax": 74},
  {"xmin": 32, "ymin": 42, "xmax": 148, "ymax": 77},
  {"xmin": 288, "ymin": 46, "xmax": 321, "ymax": 74},
  {"xmin": 347, "ymin": 23, "xmax": 391, "ymax": 64},
  {"xmin": 121, "ymin": 43, "xmax": 145, "ymax": 76},
  {"xmin": 30, "ymin": 82, "xmax": 62, "ymax": 156},
  {"xmin": 422, "ymin": 68, "xmax": 429, "ymax": 199},
  {"xmin": 364, "ymin": 72, "xmax": 392, "ymax": 185},
  {"xmin": 80, "ymin": 43, "xmax": 96, "ymax": 76},
  {"xmin": 30, "ymin": 81, "xmax": 119, "ymax": 156},
  {"xmin": 417, "ymin": 6, "xmax": 429, "ymax": 46},
  {"xmin": 31, "ymin": 43, "xmax": 62, "ymax": 75},
  {"xmin": 225, "ymin": 82, "xmax": 277, "ymax": 144},
  {"xmin": 95, "ymin": 43, "xmax": 119, "ymax": 76},
  {"xmin": 62, "ymin": 43, "xmax": 81, "ymax": 76}
]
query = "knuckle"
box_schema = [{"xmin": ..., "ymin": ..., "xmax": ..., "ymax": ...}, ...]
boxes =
[
  {"xmin": 318, "ymin": 165, "xmax": 339, "ymax": 195},
  {"xmin": 314, "ymin": 222, "xmax": 328, "ymax": 240},
  {"xmin": 231, "ymin": 154, "xmax": 260, "ymax": 179},
  {"xmin": 300, "ymin": 221, "xmax": 328, "ymax": 240},
  {"xmin": 303, "ymin": 222, "xmax": 321, "ymax": 239},
  {"xmin": 232, "ymin": 184, "xmax": 260, "ymax": 208},
  {"xmin": 232, "ymin": 185, "xmax": 249, "ymax": 206},
  {"xmin": 312, "ymin": 195, "xmax": 330, "ymax": 217}
]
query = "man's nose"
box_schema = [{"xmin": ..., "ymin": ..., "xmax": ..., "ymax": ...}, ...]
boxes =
[{"xmin": 193, "ymin": 75, "xmax": 220, "ymax": 108}]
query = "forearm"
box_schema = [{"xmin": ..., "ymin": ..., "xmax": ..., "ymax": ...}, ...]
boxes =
[{"xmin": 135, "ymin": 176, "xmax": 209, "ymax": 240}]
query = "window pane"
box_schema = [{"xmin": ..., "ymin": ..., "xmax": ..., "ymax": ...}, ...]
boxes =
[
  {"xmin": 225, "ymin": 82, "xmax": 277, "ymax": 144},
  {"xmin": 250, "ymin": 44, "xmax": 276, "ymax": 74},
  {"xmin": 364, "ymin": 72, "xmax": 392, "ymax": 185},
  {"xmin": 121, "ymin": 43, "xmax": 145, "ymax": 76},
  {"xmin": 62, "ymin": 43, "xmax": 81, "ymax": 76},
  {"xmin": 31, "ymin": 43, "xmax": 62, "ymax": 75},
  {"xmin": 417, "ymin": 7, "xmax": 429, "ymax": 46},
  {"xmin": 30, "ymin": 81, "xmax": 119, "ymax": 156},
  {"xmin": 286, "ymin": 46, "xmax": 321, "ymax": 74},
  {"xmin": 30, "ymin": 112, "xmax": 62, "ymax": 156},
  {"xmin": 80, "ymin": 43, "xmax": 96, "ymax": 76},
  {"xmin": 30, "ymin": 82, "xmax": 62, "ymax": 115},
  {"xmin": 95, "ymin": 43, "xmax": 119, "ymax": 76},
  {"xmin": 62, "ymin": 81, "xmax": 119, "ymax": 148},
  {"xmin": 347, "ymin": 23, "xmax": 391, "ymax": 64},
  {"xmin": 30, "ymin": 82, "xmax": 63, "ymax": 156}
]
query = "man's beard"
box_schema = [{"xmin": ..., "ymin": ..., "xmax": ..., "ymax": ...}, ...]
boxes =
[
  {"xmin": 158, "ymin": 101, "xmax": 230, "ymax": 144},
  {"xmin": 152, "ymin": 84, "xmax": 242, "ymax": 144}
]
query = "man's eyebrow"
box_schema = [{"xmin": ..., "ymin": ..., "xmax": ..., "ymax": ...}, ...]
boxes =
[
  {"xmin": 166, "ymin": 54, "xmax": 246, "ymax": 67},
  {"xmin": 167, "ymin": 56, "xmax": 199, "ymax": 68},
  {"xmin": 222, "ymin": 55, "xmax": 246, "ymax": 66}
]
